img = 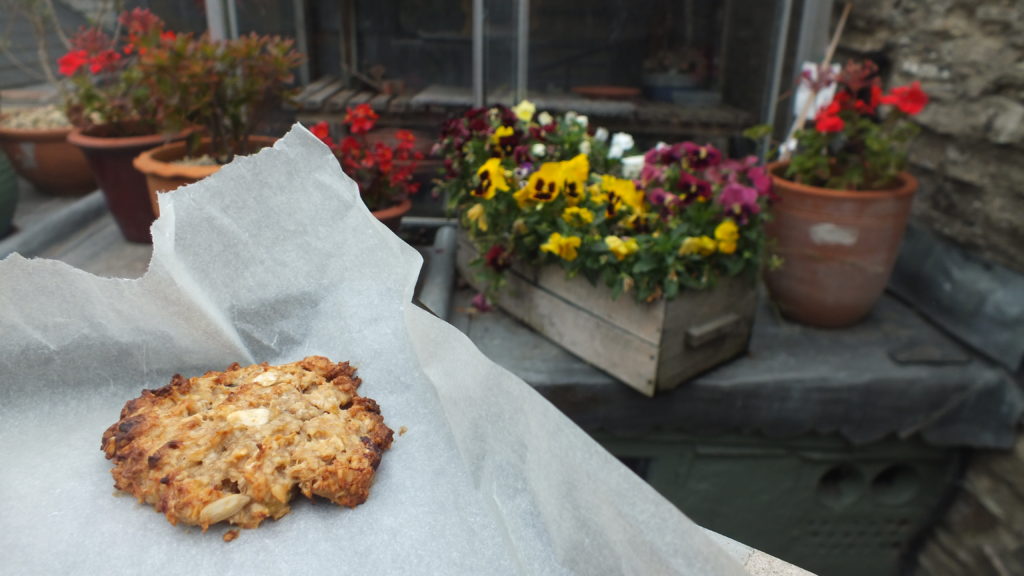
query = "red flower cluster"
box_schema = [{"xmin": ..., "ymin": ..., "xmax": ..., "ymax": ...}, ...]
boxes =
[
  {"xmin": 310, "ymin": 109, "xmax": 424, "ymax": 211},
  {"xmin": 882, "ymin": 82, "xmax": 928, "ymax": 115},
  {"xmin": 344, "ymin": 104, "xmax": 379, "ymax": 135},
  {"xmin": 816, "ymin": 77, "xmax": 928, "ymax": 134},
  {"xmin": 59, "ymin": 9, "xmax": 169, "ymax": 77}
]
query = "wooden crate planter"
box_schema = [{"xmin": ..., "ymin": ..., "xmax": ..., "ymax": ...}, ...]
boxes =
[{"xmin": 456, "ymin": 231, "xmax": 757, "ymax": 396}]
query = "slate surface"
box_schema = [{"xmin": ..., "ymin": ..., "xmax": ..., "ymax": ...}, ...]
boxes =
[{"xmin": 451, "ymin": 283, "xmax": 1023, "ymax": 450}]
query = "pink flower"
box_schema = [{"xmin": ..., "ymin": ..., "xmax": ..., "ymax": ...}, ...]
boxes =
[
  {"xmin": 718, "ymin": 183, "xmax": 761, "ymax": 223},
  {"xmin": 681, "ymin": 142, "xmax": 721, "ymax": 169},
  {"xmin": 471, "ymin": 292, "xmax": 493, "ymax": 312}
]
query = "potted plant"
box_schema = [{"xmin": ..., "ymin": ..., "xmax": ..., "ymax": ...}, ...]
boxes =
[
  {"xmin": 310, "ymin": 104, "xmax": 423, "ymax": 231},
  {"xmin": 0, "ymin": 0, "xmax": 96, "ymax": 195},
  {"xmin": 764, "ymin": 59, "xmax": 928, "ymax": 328},
  {"xmin": 131, "ymin": 30, "xmax": 303, "ymax": 217},
  {"xmin": 61, "ymin": 8, "xmax": 190, "ymax": 242},
  {"xmin": 436, "ymin": 101, "xmax": 773, "ymax": 395}
]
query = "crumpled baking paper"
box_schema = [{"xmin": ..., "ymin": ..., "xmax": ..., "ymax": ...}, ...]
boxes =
[{"xmin": 0, "ymin": 124, "xmax": 749, "ymax": 575}]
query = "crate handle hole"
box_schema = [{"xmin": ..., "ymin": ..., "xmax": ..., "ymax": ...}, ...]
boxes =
[
  {"xmin": 871, "ymin": 465, "xmax": 920, "ymax": 505},
  {"xmin": 816, "ymin": 464, "xmax": 866, "ymax": 509}
]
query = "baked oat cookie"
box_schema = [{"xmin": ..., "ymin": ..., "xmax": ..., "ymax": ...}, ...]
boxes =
[{"xmin": 101, "ymin": 356, "xmax": 393, "ymax": 531}]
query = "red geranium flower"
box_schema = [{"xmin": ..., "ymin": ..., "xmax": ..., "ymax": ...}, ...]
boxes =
[
  {"xmin": 882, "ymin": 81, "xmax": 929, "ymax": 115},
  {"xmin": 816, "ymin": 114, "xmax": 845, "ymax": 133},
  {"xmin": 815, "ymin": 100, "xmax": 845, "ymax": 133},
  {"xmin": 58, "ymin": 49, "xmax": 89, "ymax": 76},
  {"xmin": 310, "ymin": 121, "xmax": 334, "ymax": 147},
  {"xmin": 88, "ymin": 49, "xmax": 122, "ymax": 74},
  {"xmin": 344, "ymin": 104, "xmax": 379, "ymax": 135}
]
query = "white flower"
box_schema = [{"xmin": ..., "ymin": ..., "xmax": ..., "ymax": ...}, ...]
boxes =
[
  {"xmin": 579, "ymin": 141, "xmax": 591, "ymax": 155},
  {"xmin": 531, "ymin": 142, "xmax": 546, "ymax": 157},
  {"xmin": 576, "ymin": 115, "xmax": 589, "ymax": 128},
  {"xmin": 608, "ymin": 132, "xmax": 635, "ymax": 159},
  {"xmin": 538, "ymin": 111, "xmax": 553, "ymax": 126},
  {"xmin": 594, "ymin": 127, "xmax": 609, "ymax": 142},
  {"xmin": 564, "ymin": 111, "xmax": 578, "ymax": 125},
  {"xmin": 621, "ymin": 155, "xmax": 645, "ymax": 179}
]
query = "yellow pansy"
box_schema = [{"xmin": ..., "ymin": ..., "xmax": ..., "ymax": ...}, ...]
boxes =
[
  {"xmin": 512, "ymin": 100, "xmax": 536, "ymax": 123},
  {"xmin": 466, "ymin": 203, "xmax": 488, "ymax": 232},
  {"xmin": 517, "ymin": 161, "xmax": 563, "ymax": 207},
  {"xmin": 679, "ymin": 236, "xmax": 717, "ymax": 257},
  {"xmin": 587, "ymin": 183, "xmax": 607, "ymax": 205},
  {"xmin": 605, "ymin": 235, "xmax": 640, "ymax": 261},
  {"xmin": 600, "ymin": 175, "xmax": 645, "ymax": 218},
  {"xmin": 472, "ymin": 158, "xmax": 509, "ymax": 199},
  {"xmin": 540, "ymin": 232, "xmax": 582, "ymax": 261},
  {"xmin": 562, "ymin": 206, "xmax": 594, "ymax": 227},
  {"xmin": 561, "ymin": 154, "xmax": 590, "ymax": 205},
  {"xmin": 491, "ymin": 125, "xmax": 514, "ymax": 146},
  {"xmin": 516, "ymin": 155, "xmax": 591, "ymax": 207},
  {"xmin": 715, "ymin": 219, "xmax": 739, "ymax": 255}
]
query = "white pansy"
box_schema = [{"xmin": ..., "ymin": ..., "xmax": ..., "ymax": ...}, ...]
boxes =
[
  {"xmin": 579, "ymin": 141, "xmax": 591, "ymax": 155},
  {"xmin": 608, "ymin": 132, "xmax": 635, "ymax": 159},
  {"xmin": 594, "ymin": 127, "xmax": 609, "ymax": 142},
  {"xmin": 621, "ymin": 155, "xmax": 645, "ymax": 179},
  {"xmin": 576, "ymin": 115, "xmax": 589, "ymax": 128},
  {"xmin": 538, "ymin": 111, "xmax": 553, "ymax": 126},
  {"xmin": 531, "ymin": 142, "xmax": 547, "ymax": 157},
  {"xmin": 564, "ymin": 111, "xmax": 578, "ymax": 125}
]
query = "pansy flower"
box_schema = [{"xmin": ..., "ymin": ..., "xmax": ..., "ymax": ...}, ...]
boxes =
[
  {"xmin": 600, "ymin": 175, "xmax": 645, "ymax": 220},
  {"xmin": 562, "ymin": 206, "xmax": 595, "ymax": 227},
  {"xmin": 714, "ymin": 219, "xmax": 740, "ymax": 254},
  {"xmin": 491, "ymin": 125, "xmax": 518, "ymax": 157},
  {"xmin": 678, "ymin": 173, "xmax": 713, "ymax": 204},
  {"xmin": 679, "ymin": 236, "xmax": 717, "ymax": 257},
  {"xmin": 717, "ymin": 183, "xmax": 761, "ymax": 224},
  {"xmin": 605, "ymin": 236, "xmax": 640, "ymax": 261},
  {"xmin": 681, "ymin": 143, "xmax": 721, "ymax": 170},
  {"xmin": 472, "ymin": 158, "xmax": 510, "ymax": 199},
  {"xmin": 540, "ymin": 232, "xmax": 582, "ymax": 262},
  {"xmin": 466, "ymin": 203, "xmax": 488, "ymax": 232}
]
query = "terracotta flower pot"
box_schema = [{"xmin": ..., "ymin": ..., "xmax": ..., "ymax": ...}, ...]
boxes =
[
  {"xmin": 68, "ymin": 128, "xmax": 188, "ymax": 244},
  {"xmin": 133, "ymin": 136, "xmax": 278, "ymax": 218},
  {"xmin": 0, "ymin": 151, "xmax": 18, "ymax": 239},
  {"xmin": 763, "ymin": 162, "xmax": 917, "ymax": 328},
  {"xmin": 0, "ymin": 119, "xmax": 95, "ymax": 196},
  {"xmin": 371, "ymin": 197, "xmax": 412, "ymax": 232}
]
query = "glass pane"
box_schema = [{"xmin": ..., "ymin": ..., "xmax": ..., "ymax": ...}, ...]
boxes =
[
  {"xmin": 353, "ymin": 0, "xmax": 473, "ymax": 95},
  {"xmin": 527, "ymin": 0, "xmax": 724, "ymax": 103}
]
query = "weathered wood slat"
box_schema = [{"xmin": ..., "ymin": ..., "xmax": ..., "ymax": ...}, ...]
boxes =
[
  {"xmin": 346, "ymin": 91, "xmax": 374, "ymax": 106},
  {"xmin": 300, "ymin": 78, "xmax": 347, "ymax": 111},
  {"xmin": 326, "ymin": 89, "xmax": 356, "ymax": 112},
  {"xmin": 368, "ymin": 93, "xmax": 393, "ymax": 111},
  {"xmin": 288, "ymin": 75, "xmax": 338, "ymax": 110}
]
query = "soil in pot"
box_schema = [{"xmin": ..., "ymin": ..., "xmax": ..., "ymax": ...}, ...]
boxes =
[
  {"xmin": 0, "ymin": 107, "xmax": 95, "ymax": 196},
  {"xmin": 764, "ymin": 162, "xmax": 917, "ymax": 328},
  {"xmin": 133, "ymin": 136, "xmax": 278, "ymax": 218}
]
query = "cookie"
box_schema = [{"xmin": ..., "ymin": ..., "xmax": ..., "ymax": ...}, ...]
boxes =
[{"xmin": 101, "ymin": 356, "xmax": 393, "ymax": 530}]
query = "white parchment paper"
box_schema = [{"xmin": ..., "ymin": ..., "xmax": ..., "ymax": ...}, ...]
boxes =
[{"xmin": 0, "ymin": 125, "xmax": 748, "ymax": 575}]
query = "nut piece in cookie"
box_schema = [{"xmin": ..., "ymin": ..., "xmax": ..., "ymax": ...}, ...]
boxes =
[{"xmin": 101, "ymin": 356, "xmax": 393, "ymax": 530}]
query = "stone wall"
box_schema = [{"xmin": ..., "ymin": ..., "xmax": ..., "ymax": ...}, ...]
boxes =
[
  {"xmin": 838, "ymin": 0, "xmax": 1024, "ymax": 273},
  {"xmin": 914, "ymin": 438, "xmax": 1024, "ymax": 575}
]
